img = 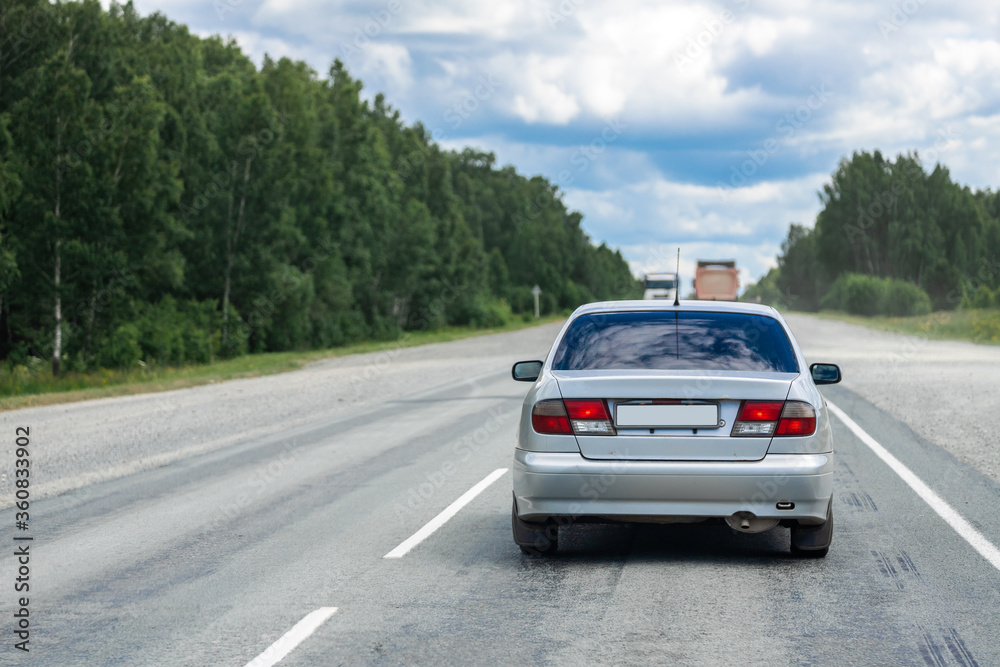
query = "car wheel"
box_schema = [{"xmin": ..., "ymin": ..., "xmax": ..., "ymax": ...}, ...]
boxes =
[
  {"xmin": 512, "ymin": 499, "xmax": 558, "ymax": 556},
  {"xmin": 791, "ymin": 498, "xmax": 832, "ymax": 558}
]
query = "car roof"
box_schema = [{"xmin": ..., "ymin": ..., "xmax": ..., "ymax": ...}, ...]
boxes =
[{"xmin": 570, "ymin": 300, "xmax": 779, "ymax": 317}]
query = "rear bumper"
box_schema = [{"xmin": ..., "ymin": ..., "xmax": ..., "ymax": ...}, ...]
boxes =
[{"xmin": 512, "ymin": 449, "xmax": 833, "ymax": 523}]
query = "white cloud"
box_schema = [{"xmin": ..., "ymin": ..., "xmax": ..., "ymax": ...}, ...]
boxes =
[
  {"xmin": 934, "ymin": 37, "xmax": 1000, "ymax": 76},
  {"xmin": 354, "ymin": 42, "xmax": 414, "ymax": 91},
  {"xmin": 741, "ymin": 17, "xmax": 812, "ymax": 56},
  {"xmin": 498, "ymin": 54, "xmax": 581, "ymax": 124},
  {"xmin": 395, "ymin": 0, "xmax": 543, "ymax": 40},
  {"xmin": 254, "ymin": 0, "xmax": 545, "ymax": 43}
]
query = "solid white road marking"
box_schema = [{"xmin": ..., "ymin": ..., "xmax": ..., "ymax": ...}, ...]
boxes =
[
  {"xmin": 244, "ymin": 607, "xmax": 338, "ymax": 667},
  {"xmin": 828, "ymin": 400, "xmax": 1000, "ymax": 573},
  {"xmin": 384, "ymin": 468, "xmax": 509, "ymax": 559}
]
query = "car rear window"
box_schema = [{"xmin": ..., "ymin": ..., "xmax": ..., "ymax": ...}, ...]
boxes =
[{"xmin": 551, "ymin": 311, "xmax": 798, "ymax": 372}]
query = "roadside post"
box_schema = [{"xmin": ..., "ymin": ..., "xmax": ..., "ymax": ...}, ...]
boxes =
[{"xmin": 532, "ymin": 285, "xmax": 541, "ymax": 319}]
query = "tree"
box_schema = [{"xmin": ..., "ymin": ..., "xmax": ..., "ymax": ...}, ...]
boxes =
[
  {"xmin": 761, "ymin": 150, "xmax": 1000, "ymax": 313},
  {"xmin": 776, "ymin": 224, "xmax": 822, "ymax": 311},
  {"xmin": 9, "ymin": 27, "xmax": 99, "ymax": 374},
  {"xmin": 0, "ymin": 2, "xmax": 637, "ymax": 371}
]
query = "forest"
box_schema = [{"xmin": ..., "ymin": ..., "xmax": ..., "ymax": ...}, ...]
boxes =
[
  {"xmin": 0, "ymin": 0, "xmax": 639, "ymax": 375},
  {"xmin": 745, "ymin": 150, "xmax": 1000, "ymax": 316}
]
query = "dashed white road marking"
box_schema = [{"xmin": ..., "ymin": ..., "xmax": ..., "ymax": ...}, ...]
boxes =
[
  {"xmin": 828, "ymin": 400, "xmax": 1000, "ymax": 573},
  {"xmin": 384, "ymin": 468, "xmax": 509, "ymax": 559},
  {"xmin": 244, "ymin": 607, "xmax": 338, "ymax": 667}
]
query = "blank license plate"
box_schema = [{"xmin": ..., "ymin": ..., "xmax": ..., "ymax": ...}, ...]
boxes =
[{"xmin": 615, "ymin": 403, "xmax": 719, "ymax": 428}]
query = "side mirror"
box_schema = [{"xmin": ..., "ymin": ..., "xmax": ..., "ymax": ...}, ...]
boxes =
[
  {"xmin": 810, "ymin": 363, "xmax": 842, "ymax": 385},
  {"xmin": 512, "ymin": 360, "xmax": 543, "ymax": 382}
]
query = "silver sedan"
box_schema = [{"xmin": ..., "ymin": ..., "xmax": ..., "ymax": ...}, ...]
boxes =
[{"xmin": 511, "ymin": 300, "xmax": 841, "ymax": 557}]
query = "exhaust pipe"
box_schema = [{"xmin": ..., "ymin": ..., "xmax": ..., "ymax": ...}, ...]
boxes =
[{"xmin": 726, "ymin": 512, "xmax": 780, "ymax": 534}]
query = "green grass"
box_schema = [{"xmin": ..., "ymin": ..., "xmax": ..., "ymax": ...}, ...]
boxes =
[
  {"xmin": 0, "ymin": 314, "xmax": 566, "ymax": 411},
  {"xmin": 813, "ymin": 308, "xmax": 1000, "ymax": 345}
]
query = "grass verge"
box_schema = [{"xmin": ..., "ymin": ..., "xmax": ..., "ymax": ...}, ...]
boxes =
[
  {"xmin": 0, "ymin": 314, "xmax": 566, "ymax": 412},
  {"xmin": 813, "ymin": 308, "xmax": 1000, "ymax": 345}
]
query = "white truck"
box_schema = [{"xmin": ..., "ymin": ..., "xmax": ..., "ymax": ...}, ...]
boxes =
[{"xmin": 642, "ymin": 272, "xmax": 678, "ymax": 301}]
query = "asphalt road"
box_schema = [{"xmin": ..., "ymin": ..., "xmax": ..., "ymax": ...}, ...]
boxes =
[{"xmin": 2, "ymin": 315, "xmax": 1000, "ymax": 666}]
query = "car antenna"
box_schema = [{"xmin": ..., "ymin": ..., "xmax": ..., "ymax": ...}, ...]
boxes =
[{"xmin": 673, "ymin": 247, "xmax": 681, "ymax": 306}]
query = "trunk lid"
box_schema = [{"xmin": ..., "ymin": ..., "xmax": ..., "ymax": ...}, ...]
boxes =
[{"xmin": 553, "ymin": 370, "xmax": 796, "ymax": 461}]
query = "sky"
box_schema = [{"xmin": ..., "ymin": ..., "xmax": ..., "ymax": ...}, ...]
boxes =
[{"xmin": 112, "ymin": 0, "xmax": 1000, "ymax": 290}]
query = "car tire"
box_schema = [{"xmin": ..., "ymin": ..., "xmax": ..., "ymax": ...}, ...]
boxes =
[
  {"xmin": 512, "ymin": 499, "xmax": 558, "ymax": 556},
  {"xmin": 790, "ymin": 498, "xmax": 832, "ymax": 558}
]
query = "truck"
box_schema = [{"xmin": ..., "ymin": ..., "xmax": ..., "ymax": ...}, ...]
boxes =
[
  {"xmin": 694, "ymin": 260, "xmax": 739, "ymax": 301},
  {"xmin": 642, "ymin": 272, "xmax": 678, "ymax": 301}
]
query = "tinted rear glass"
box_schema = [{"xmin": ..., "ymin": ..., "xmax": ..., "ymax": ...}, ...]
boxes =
[{"xmin": 551, "ymin": 311, "xmax": 798, "ymax": 372}]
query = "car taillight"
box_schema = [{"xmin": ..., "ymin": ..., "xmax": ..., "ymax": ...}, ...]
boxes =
[
  {"xmin": 564, "ymin": 399, "xmax": 616, "ymax": 435},
  {"xmin": 776, "ymin": 401, "xmax": 817, "ymax": 436},
  {"xmin": 739, "ymin": 401, "xmax": 784, "ymax": 422},
  {"xmin": 531, "ymin": 399, "xmax": 616, "ymax": 436},
  {"xmin": 732, "ymin": 400, "xmax": 816, "ymax": 437},
  {"xmin": 531, "ymin": 399, "xmax": 572, "ymax": 435},
  {"xmin": 732, "ymin": 401, "xmax": 782, "ymax": 436}
]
